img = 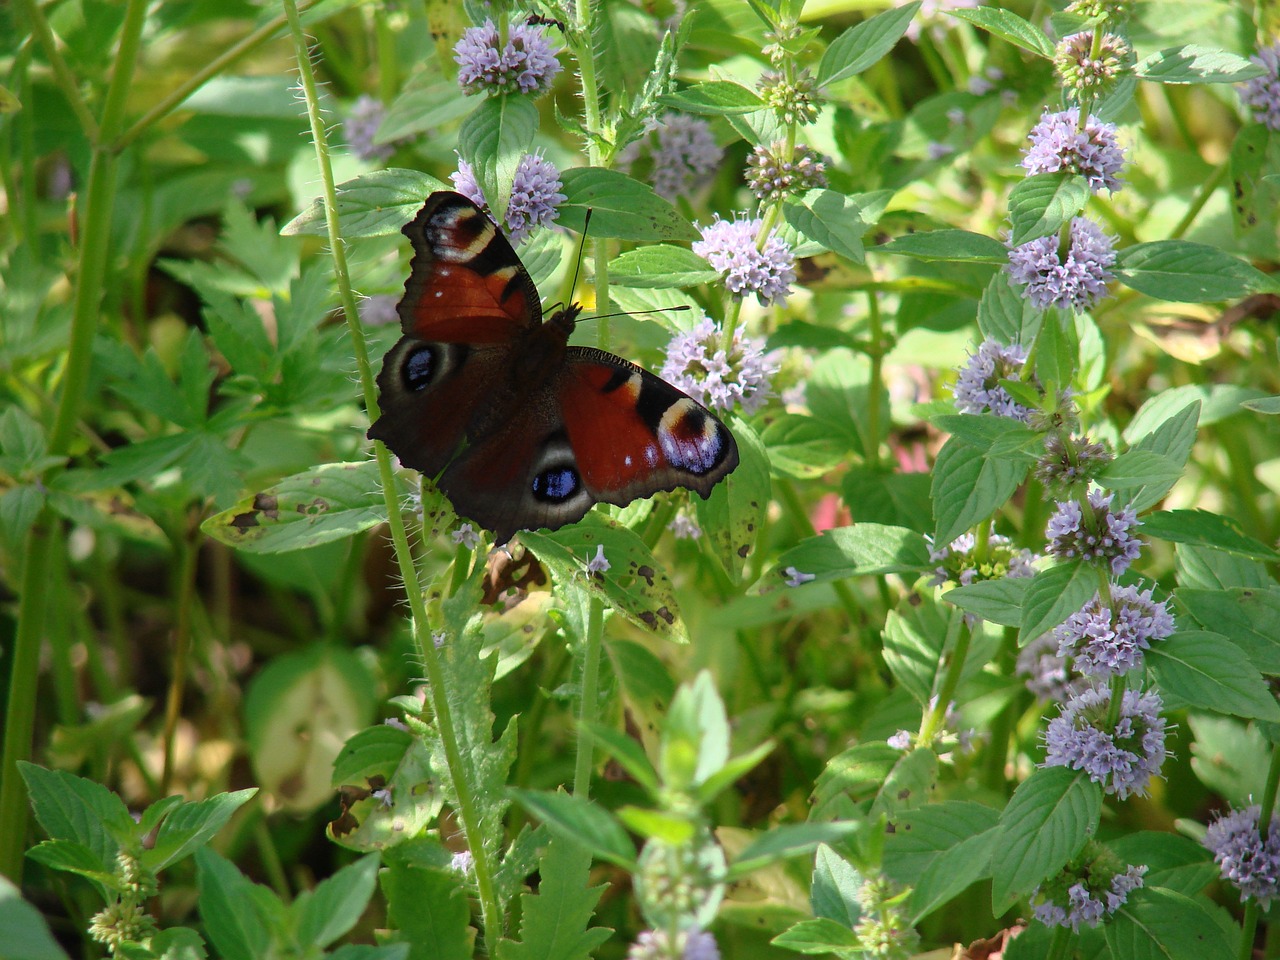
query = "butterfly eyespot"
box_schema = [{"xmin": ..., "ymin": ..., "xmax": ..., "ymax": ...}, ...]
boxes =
[
  {"xmin": 401, "ymin": 345, "xmax": 438, "ymax": 391},
  {"xmin": 658, "ymin": 401, "xmax": 725, "ymax": 475},
  {"xmin": 531, "ymin": 465, "xmax": 580, "ymax": 503}
]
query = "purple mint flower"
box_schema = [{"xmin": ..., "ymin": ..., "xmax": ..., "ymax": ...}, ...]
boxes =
[
  {"xmin": 1033, "ymin": 864, "xmax": 1146, "ymax": 930},
  {"xmin": 1053, "ymin": 584, "xmax": 1175, "ymax": 678},
  {"xmin": 454, "ymin": 18, "xmax": 562, "ymax": 97},
  {"xmin": 449, "ymin": 152, "xmax": 564, "ymax": 244},
  {"xmin": 927, "ymin": 527, "xmax": 1037, "ymax": 588},
  {"xmin": 650, "ymin": 113, "xmax": 722, "ymax": 199},
  {"xmin": 1017, "ymin": 633, "xmax": 1085, "ymax": 703},
  {"xmin": 904, "ymin": 0, "xmax": 979, "ymax": 42},
  {"xmin": 1034, "ymin": 433, "xmax": 1113, "ymax": 494},
  {"xmin": 952, "ymin": 338, "xmax": 1032, "ymax": 421},
  {"xmin": 1006, "ymin": 217, "xmax": 1117, "ymax": 313},
  {"xmin": 967, "ymin": 66, "xmax": 1003, "ymax": 95},
  {"xmin": 693, "ymin": 215, "xmax": 795, "ymax": 307},
  {"xmin": 343, "ymin": 94, "xmax": 393, "ymax": 162},
  {"xmin": 1044, "ymin": 686, "xmax": 1167, "ymax": 799},
  {"xmin": 1047, "ymin": 490, "xmax": 1142, "ymax": 575},
  {"xmin": 627, "ymin": 929, "xmax": 721, "ymax": 960},
  {"xmin": 668, "ymin": 509, "xmax": 702, "ymax": 540},
  {"xmin": 585, "ymin": 544, "xmax": 610, "ymax": 576},
  {"xmin": 1022, "ymin": 107, "xmax": 1126, "ymax": 193},
  {"xmin": 1204, "ymin": 805, "xmax": 1280, "ymax": 904},
  {"xmin": 1242, "ymin": 41, "xmax": 1280, "ymax": 131},
  {"xmin": 660, "ymin": 316, "xmax": 780, "ymax": 414}
]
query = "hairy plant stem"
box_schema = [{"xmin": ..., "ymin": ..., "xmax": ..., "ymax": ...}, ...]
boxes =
[
  {"xmin": 570, "ymin": 0, "xmax": 612, "ymax": 349},
  {"xmin": 281, "ymin": 1, "xmax": 503, "ymax": 949},
  {"xmin": 0, "ymin": 0, "xmax": 148, "ymax": 883}
]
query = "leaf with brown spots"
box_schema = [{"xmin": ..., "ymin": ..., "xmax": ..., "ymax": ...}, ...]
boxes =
[
  {"xmin": 698, "ymin": 416, "xmax": 769, "ymax": 584},
  {"xmin": 202, "ymin": 461, "xmax": 413, "ymax": 553}
]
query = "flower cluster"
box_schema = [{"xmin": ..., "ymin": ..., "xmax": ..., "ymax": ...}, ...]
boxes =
[
  {"xmin": 1032, "ymin": 848, "xmax": 1147, "ymax": 931},
  {"xmin": 853, "ymin": 875, "xmax": 921, "ymax": 956},
  {"xmin": 343, "ymin": 94, "xmax": 394, "ymax": 162},
  {"xmin": 1204, "ymin": 805, "xmax": 1280, "ymax": 905},
  {"xmin": 1046, "ymin": 490, "xmax": 1142, "ymax": 575},
  {"xmin": 1066, "ymin": 0, "xmax": 1131, "ymax": 20},
  {"xmin": 758, "ymin": 68, "xmax": 821, "ymax": 125},
  {"xmin": 693, "ymin": 215, "xmax": 796, "ymax": 307},
  {"xmin": 1034, "ymin": 433, "xmax": 1113, "ymax": 496},
  {"xmin": 661, "ymin": 316, "xmax": 779, "ymax": 414},
  {"xmin": 745, "ymin": 141, "xmax": 828, "ymax": 201},
  {"xmin": 650, "ymin": 113, "xmax": 723, "ymax": 199},
  {"xmin": 927, "ymin": 528, "xmax": 1037, "ymax": 588},
  {"xmin": 1006, "ymin": 217, "xmax": 1117, "ymax": 313},
  {"xmin": 1054, "ymin": 31, "xmax": 1130, "ymax": 100},
  {"xmin": 1053, "ymin": 585, "xmax": 1176, "ymax": 678},
  {"xmin": 1044, "ymin": 685, "xmax": 1167, "ymax": 799},
  {"xmin": 451, "ymin": 152, "xmax": 565, "ymax": 244},
  {"xmin": 1017, "ymin": 633, "xmax": 1085, "ymax": 702},
  {"xmin": 627, "ymin": 928, "xmax": 720, "ymax": 960},
  {"xmin": 635, "ymin": 833, "xmax": 726, "ymax": 933},
  {"xmin": 1242, "ymin": 41, "xmax": 1280, "ymax": 132},
  {"xmin": 952, "ymin": 338, "xmax": 1032, "ymax": 421},
  {"xmin": 1022, "ymin": 108, "xmax": 1126, "ymax": 193},
  {"xmin": 454, "ymin": 19, "xmax": 562, "ymax": 97}
]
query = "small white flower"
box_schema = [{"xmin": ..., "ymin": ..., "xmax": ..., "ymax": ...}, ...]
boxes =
[
  {"xmin": 586, "ymin": 544, "xmax": 610, "ymax": 575},
  {"xmin": 783, "ymin": 566, "xmax": 815, "ymax": 587}
]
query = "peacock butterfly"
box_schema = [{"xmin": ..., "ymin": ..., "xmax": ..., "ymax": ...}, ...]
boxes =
[{"xmin": 367, "ymin": 191, "xmax": 739, "ymax": 544}]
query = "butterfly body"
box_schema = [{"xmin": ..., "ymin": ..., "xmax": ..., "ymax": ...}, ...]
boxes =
[{"xmin": 368, "ymin": 192, "xmax": 738, "ymax": 544}]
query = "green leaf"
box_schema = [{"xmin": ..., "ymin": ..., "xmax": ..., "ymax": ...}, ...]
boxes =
[
  {"xmin": 699, "ymin": 415, "xmax": 770, "ymax": 582},
  {"xmin": 812, "ymin": 844, "xmax": 863, "ymax": 926},
  {"xmin": 581, "ymin": 722, "xmax": 660, "ymax": 796},
  {"xmin": 0, "ymin": 875, "xmax": 71, "ymax": 960},
  {"xmin": 991, "ymin": 767, "xmax": 1101, "ymax": 912},
  {"xmin": 1106, "ymin": 886, "xmax": 1237, "ymax": 959},
  {"xmin": 458, "ymin": 95, "xmax": 539, "ymax": 222},
  {"xmin": 328, "ymin": 726, "xmax": 440, "ymax": 852},
  {"xmin": 25, "ymin": 840, "xmax": 118, "ymax": 889},
  {"xmin": 883, "ymin": 596, "xmax": 951, "ymax": 706},
  {"xmin": 1094, "ymin": 450, "xmax": 1183, "ymax": 493},
  {"xmin": 661, "ymin": 672, "xmax": 730, "ymax": 791},
  {"xmin": 728, "ymin": 823, "xmax": 861, "ymax": 880},
  {"xmin": 196, "ymin": 848, "xmax": 282, "ymax": 960},
  {"xmin": 876, "ymin": 229, "xmax": 1007, "ymax": 263},
  {"xmin": 1007, "ymin": 174, "xmax": 1090, "ymax": 246},
  {"xmin": 884, "ymin": 802, "xmax": 1001, "ymax": 923},
  {"xmin": 294, "ymin": 853, "xmax": 381, "ymax": 948},
  {"xmin": 943, "ymin": 578, "xmax": 1028, "ymax": 627},
  {"xmin": 1116, "ymin": 241, "xmax": 1275, "ymax": 302},
  {"xmin": 870, "ymin": 747, "xmax": 940, "ymax": 820},
  {"xmin": 608, "ymin": 245, "xmax": 718, "ymax": 287},
  {"xmin": 1148, "ymin": 631, "xmax": 1280, "ymax": 721},
  {"xmin": 1020, "ymin": 562, "xmax": 1098, "ymax": 643},
  {"xmin": 931, "ymin": 414, "xmax": 1040, "ymax": 462},
  {"xmin": 1141, "ymin": 509, "xmax": 1280, "ymax": 560},
  {"xmin": 977, "ymin": 272, "xmax": 1042, "ymax": 344},
  {"xmin": 817, "ymin": 2, "xmax": 918, "ymax": 86},
  {"xmin": 1113, "ymin": 401, "xmax": 1200, "ymax": 513},
  {"xmin": 782, "ymin": 189, "xmax": 877, "ymax": 263},
  {"xmin": 812, "ymin": 743, "xmax": 899, "ymax": 816},
  {"xmin": 763, "ymin": 524, "xmax": 932, "ymax": 592},
  {"xmin": 332, "ymin": 725, "xmax": 416, "ymax": 787},
  {"xmin": 522, "ymin": 521, "xmax": 688, "ymax": 642},
  {"xmin": 282, "ymin": 169, "xmax": 447, "ymax": 237},
  {"xmin": 558, "ymin": 168, "xmax": 697, "ymax": 241},
  {"xmin": 761, "ymin": 414, "xmax": 848, "ymax": 480},
  {"xmin": 381, "ymin": 849, "xmax": 472, "ymax": 960},
  {"xmin": 19, "ymin": 764, "xmax": 132, "ymax": 870},
  {"xmin": 496, "ymin": 839, "xmax": 611, "ymax": 960},
  {"xmin": 1178, "ymin": 587, "xmax": 1280, "ymax": 675},
  {"xmin": 657, "ymin": 80, "xmax": 765, "ymax": 115},
  {"xmin": 1134, "ymin": 45, "xmax": 1267, "ymax": 84},
  {"xmin": 948, "ymin": 7, "xmax": 1054, "ymax": 58},
  {"xmin": 771, "ymin": 918, "xmax": 861, "ymax": 954},
  {"xmin": 145, "ymin": 789, "xmax": 257, "ymax": 872},
  {"xmin": 931, "ymin": 436, "xmax": 1028, "ymax": 545},
  {"xmin": 509, "ymin": 790, "xmax": 636, "ymax": 868},
  {"xmin": 202, "ymin": 462, "xmax": 408, "ymax": 554}
]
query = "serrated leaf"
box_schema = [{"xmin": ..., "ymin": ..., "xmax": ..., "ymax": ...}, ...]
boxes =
[
  {"xmin": 1148, "ymin": 631, "xmax": 1280, "ymax": 721},
  {"xmin": 771, "ymin": 918, "xmax": 861, "ymax": 954},
  {"xmin": 817, "ymin": 2, "xmax": 918, "ymax": 86},
  {"xmin": 782, "ymin": 189, "xmax": 877, "ymax": 263},
  {"xmin": 1141, "ymin": 509, "xmax": 1280, "ymax": 560},
  {"xmin": 943, "ymin": 578, "xmax": 1028, "ymax": 627},
  {"xmin": 381, "ymin": 851, "xmax": 472, "ymax": 960},
  {"xmin": 885, "ymin": 802, "xmax": 1000, "ymax": 923},
  {"xmin": 931, "ymin": 436, "xmax": 1028, "ymax": 545},
  {"xmin": 870, "ymin": 747, "xmax": 939, "ymax": 820},
  {"xmin": 195, "ymin": 849, "xmax": 282, "ymax": 960},
  {"xmin": 294, "ymin": 853, "xmax": 381, "ymax": 948},
  {"xmin": 522, "ymin": 521, "xmax": 688, "ymax": 642},
  {"xmin": 762, "ymin": 524, "xmax": 932, "ymax": 593},
  {"xmin": 948, "ymin": 7, "xmax": 1054, "ymax": 58},
  {"xmin": 608, "ymin": 245, "xmax": 718, "ymax": 287},
  {"xmin": 1178, "ymin": 587, "xmax": 1280, "ymax": 675},
  {"xmin": 761, "ymin": 414, "xmax": 847, "ymax": 479},
  {"xmin": 1134, "ymin": 45, "xmax": 1267, "ymax": 84},
  {"xmin": 146, "ymin": 789, "xmax": 257, "ymax": 872},
  {"xmin": 811, "ymin": 743, "xmax": 899, "ymax": 814},
  {"xmin": 1105, "ymin": 886, "xmax": 1237, "ymax": 959},
  {"xmin": 1020, "ymin": 562, "xmax": 1098, "ymax": 643},
  {"xmin": 991, "ymin": 767, "xmax": 1101, "ymax": 912},
  {"xmin": 977, "ymin": 272, "xmax": 1042, "ymax": 344},
  {"xmin": 458, "ymin": 95, "xmax": 539, "ymax": 221},
  {"xmin": 1116, "ymin": 241, "xmax": 1275, "ymax": 302},
  {"xmin": 727, "ymin": 822, "xmax": 861, "ymax": 880},
  {"xmin": 1094, "ymin": 450, "xmax": 1183, "ymax": 492},
  {"xmin": 25, "ymin": 840, "xmax": 118, "ymax": 889},
  {"xmin": 328, "ymin": 727, "xmax": 440, "ymax": 852},
  {"xmin": 876, "ymin": 229, "xmax": 1007, "ymax": 262},
  {"xmin": 202, "ymin": 462, "xmax": 408, "ymax": 554},
  {"xmin": 1112, "ymin": 400, "xmax": 1199, "ymax": 513},
  {"xmin": 1008, "ymin": 174, "xmax": 1090, "ymax": 246},
  {"xmin": 558, "ymin": 168, "xmax": 697, "ymax": 241},
  {"xmin": 812, "ymin": 844, "xmax": 863, "ymax": 926},
  {"xmin": 282, "ymin": 169, "xmax": 447, "ymax": 237},
  {"xmin": 657, "ymin": 80, "xmax": 764, "ymax": 115},
  {"xmin": 496, "ymin": 839, "xmax": 611, "ymax": 960},
  {"xmin": 19, "ymin": 764, "xmax": 132, "ymax": 870}
]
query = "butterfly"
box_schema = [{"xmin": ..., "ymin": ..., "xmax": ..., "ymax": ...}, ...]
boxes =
[{"xmin": 367, "ymin": 192, "xmax": 739, "ymax": 545}]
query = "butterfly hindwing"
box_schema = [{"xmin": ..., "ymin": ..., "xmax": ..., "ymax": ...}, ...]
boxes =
[{"xmin": 397, "ymin": 192, "xmax": 541, "ymax": 344}]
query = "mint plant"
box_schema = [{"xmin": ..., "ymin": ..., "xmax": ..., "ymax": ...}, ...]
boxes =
[{"xmin": 3, "ymin": 0, "xmax": 1280, "ymax": 958}]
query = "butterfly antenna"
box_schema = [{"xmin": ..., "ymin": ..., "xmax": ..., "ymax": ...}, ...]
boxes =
[
  {"xmin": 586, "ymin": 305, "xmax": 692, "ymax": 323},
  {"xmin": 564, "ymin": 208, "xmax": 592, "ymax": 320}
]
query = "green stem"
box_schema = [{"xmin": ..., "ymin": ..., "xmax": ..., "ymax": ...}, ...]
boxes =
[
  {"xmin": 864, "ymin": 288, "xmax": 885, "ymax": 469},
  {"xmin": 573, "ymin": 596, "xmax": 605, "ymax": 799},
  {"xmin": 570, "ymin": 1, "xmax": 612, "ymax": 348},
  {"xmin": 1169, "ymin": 160, "xmax": 1228, "ymax": 241},
  {"xmin": 920, "ymin": 615, "xmax": 968, "ymax": 744},
  {"xmin": 13, "ymin": 0, "xmax": 100, "ymax": 143},
  {"xmin": 1239, "ymin": 744, "xmax": 1280, "ymax": 960},
  {"xmin": 280, "ymin": 2, "xmax": 504, "ymax": 948},
  {"xmin": 160, "ymin": 532, "xmax": 200, "ymax": 796}
]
